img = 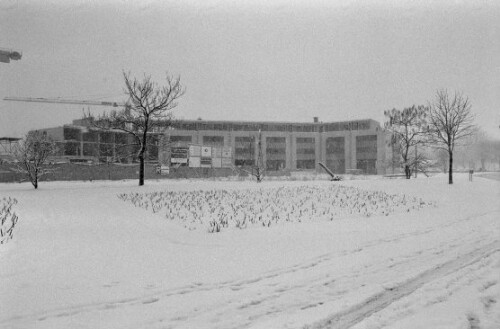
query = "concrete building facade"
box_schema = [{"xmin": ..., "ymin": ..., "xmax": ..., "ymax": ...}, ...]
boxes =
[{"xmin": 40, "ymin": 117, "xmax": 386, "ymax": 175}]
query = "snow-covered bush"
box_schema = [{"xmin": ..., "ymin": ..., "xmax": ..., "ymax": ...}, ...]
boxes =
[
  {"xmin": 118, "ymin": 185, "xmax": 433, "ymax": 233},
  {"xmin": 1, "ymin": 197, "xmax": 19, "ymax": 244}
]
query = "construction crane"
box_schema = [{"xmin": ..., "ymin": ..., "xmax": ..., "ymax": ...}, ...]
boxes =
[
  {"xmin": 3, "ymin": 96, "xmax": 126, "ymax": 108},
  {"xmin": 0, "ymin": 48, "xmax": 22, "ymax": 63}
]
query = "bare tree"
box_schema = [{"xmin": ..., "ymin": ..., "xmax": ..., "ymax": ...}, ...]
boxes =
[
  {"xmin": 254, "ymin": 129, "xmax": 265, "ymax": 182},
  {"xmin": 428, "ymin": 90, "xmax": 476, "ymax": 184},
  {"xmin": 86, "ymin": 71, "xmax": 185, "ymax": 186},
  {"xmin": 13, "ymin": 131, "xmax": 58, "ymax": 189},
  {"xmin": 233, "ymin": 130, "xmax": 265, "ymax": 182},
  {"xmin": 384, "ymin": 105, "xmax": 429, "ymax": 179}
]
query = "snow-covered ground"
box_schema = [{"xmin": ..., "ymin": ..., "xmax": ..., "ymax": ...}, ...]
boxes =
[{"xmin": 0, "ymin": 173, "xmax": 499, "ymax": 329}]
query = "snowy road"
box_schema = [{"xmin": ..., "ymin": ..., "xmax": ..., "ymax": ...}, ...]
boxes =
[{"xmin": 1, "ymin": 174, "xmax": 499, "ymax": 328}]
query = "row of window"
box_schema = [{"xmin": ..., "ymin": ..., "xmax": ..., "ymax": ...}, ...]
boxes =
[
  {"xmin": 170, "ymin": 120, "xmax": 373, "ymax": 132},
  {"xmin": 60, "ymin": 142, "xmax": 374, "ymax": 160},
  {"xmin": 323, "ymin": 121, "xmax": 371, "ymax": 132},
  {"xmin": 172, "ymin": 122, "xmax": 320, "ymax": 132},
  {"xmin": 56, "ymin": 141, "xmax": 377, "ymax": 173},
  {"xmin": 62, "ymin": 128, "xmax": 377, "ymax": 147},
  {"xmin": 356, "ymin": 135, "xmax": 378, "ymax": 161},
  {"xmin": 266, "ymin": 148, "xmax": 286, "ymax": 155}
]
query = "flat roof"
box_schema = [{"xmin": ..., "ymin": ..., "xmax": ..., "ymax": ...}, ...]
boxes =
[{"xmin": 172, "ymin": 118, "xmax": 379, "ymax": 125}]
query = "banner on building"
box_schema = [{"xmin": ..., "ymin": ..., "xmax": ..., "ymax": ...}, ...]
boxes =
[
  {"xmin": 211, "ymin": 147, "xmax": 222, "ymax": 158},
  {"xmin": 212, "ymin": 158, "xmax": 222, "ymax": 168},
  {"xmin": 189, "ymin": 145, "xmax": 201, "ymax": 157},
  {"xmin": 201, "ymin": 146, "xmax": 212, "ymax": 157},
  {"xmin": 155, "ymin": 165, "xmax": 170, "ymax": 175},
  {"xmin": 200, "ymin": 157, "xmax": 212, "ymax": 168},
  {"xmin": 221, "ymin": 158, "xmax": 232, "ymax": 168},
  {"xmin": 171, "ymin": 147, "xmax": 188, "ymax": 158},
  {"xmin": 189, "ymin": 157, "xmax": 200, "ymax": 168},
  {"xmin": 222, "ymin": 147, "xmax": 232, "ymax": 158},
  {"xmin": 170, "ymin": 146, "xmax": 188, "ymax": 164},
  {"xmin": 171, "ymin": 158, "xmax": 188, "ymax": 164}
]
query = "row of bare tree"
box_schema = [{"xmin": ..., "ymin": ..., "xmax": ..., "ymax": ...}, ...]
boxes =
[
  {"xmin": 7, "ymin": 72, "xmax": 494, "ymax": 188},
  {"xmin": 385, "ymin": 89, "xmax": 477, "ymax": 184},
  {"xmin": 5, "ymin": 71, "xmax": 184, "ymax": 189}
]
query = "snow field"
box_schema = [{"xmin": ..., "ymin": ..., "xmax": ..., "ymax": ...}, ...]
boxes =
[
  {"xmin": 118, "ymin": 185, "xmax": 432, "ymax": 232},
  {"xmin": 0, "ymin": 173, "xmax": 499, "ymax": 329}
]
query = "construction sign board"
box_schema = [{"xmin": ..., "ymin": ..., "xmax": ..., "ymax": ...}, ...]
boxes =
[
  {"xmin": 212, "ymin": 158, "xmax": 222, "ymax": 168},
  {"xmin": 170, "ymin": 146, "xmax": 189, "ymax": 164},
  {"xmin": 211, "ymin": 147, "xmax": 222, "ymax": 158},
  {"xmin": 189, "ymin": 145, "xmax": 201, "ymax": 157},
  {"xmin": 200, "ymin": 157, "xmax": 212, "ymax": 168},
  {"xmin": 156, "ymin": 165, "xmax": 170, "ymax": 175},
  {"xmin": 221, "ymin": 158, "xmax": 232, "ymax": 168},
  {"xmin": 189, "ymin": 157, "xmax": 200, "ymax": 168},
  {"xmin": 171, "ymin": 158, "xmax": 188, "ymax": 164},
  {"xmin": 222, "ymin": 147, "xmax": 232, "ymax": 158},
  {"xmin": 201, "ymin": 146, "xmax": 212, "ymax": 157}
]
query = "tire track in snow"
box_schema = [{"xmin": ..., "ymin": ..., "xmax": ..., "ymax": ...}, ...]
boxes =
[
  {"xmin": 305, "ymin": 240, "xmax": 500, "ymax": 329},
  {"xmin": 2, "ymin": 211, "xmax": 497, "ymax": 327}
]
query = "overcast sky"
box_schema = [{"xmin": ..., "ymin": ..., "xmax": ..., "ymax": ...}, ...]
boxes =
[{"xmin": 1, "ymin": 0, "xmax": 499, "ymax": 138}]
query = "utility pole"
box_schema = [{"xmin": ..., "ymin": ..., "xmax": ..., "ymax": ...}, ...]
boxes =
[
  {"xmin": 414, "ymin": 144, "xmax": 418, "ymax": 178},
  {"xmin": 255, "ymin": 129, "xmax": 264, "ymax": 182}
]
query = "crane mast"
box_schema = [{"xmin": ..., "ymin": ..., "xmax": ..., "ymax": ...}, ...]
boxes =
[{"xmin": 3, "ymin": 96, "xmax": 126, "ymax": 108}]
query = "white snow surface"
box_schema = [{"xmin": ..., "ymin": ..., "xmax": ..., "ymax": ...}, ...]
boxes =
[{"xmin": 0, "ymin": 173, "xmax": 499, "ymax": 329}]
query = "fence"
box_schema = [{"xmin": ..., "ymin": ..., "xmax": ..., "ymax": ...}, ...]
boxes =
[{"xmin": 0, "ymin": 162, "xmax": 238, "ymax": 183}]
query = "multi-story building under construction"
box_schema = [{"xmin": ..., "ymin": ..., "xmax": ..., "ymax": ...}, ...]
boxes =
[{"xmin": 40, "ymin": 117, "xmax": 386, "ymax": 175}]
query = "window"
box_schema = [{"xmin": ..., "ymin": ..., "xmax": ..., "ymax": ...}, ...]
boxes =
[
  {"xmin": 326, "ymin": 137, "xmax": 345, "ymax": 155},
  {"xmin": 296, "ymin": 159, "xmax": 315, "ymax": 169},
  {"xmin": 82, "ymin": 130, "xmax": 98, "ymax": 142},
  {"xmin": 357, "ymin": 159, "xmax": 377, "ymax": 174},
  {"xmin": 235, "ymin": 159, "xmax": 254, "ymax": 166},
  {"xmin": 267, "ymin": 137, "xmax": 286, "ymax": 143},
  {"xmin": 266, "ymin": 159, "xmax": 286, "ymax": 171},
  {"xmin": 266, "ymin": 148, "xmax": 286, "ymax": 155},
  {"xmin": 63, "ymin": 127, "xmax": 81, "ymax": 141},
  {"xmin": 99, "ymin": 132, "xmax": 114, "ymax": 144},
  {"xmin": 203, "ymin": 136, "xmax": 224, "ymax": 145},
  {"xmin": 296, "ymin": 148, "xmax": 315, "ymax": 155},
  {"xmin": 296, "ymin": 137, "xmax": 315, "ymax": 144},
  {"xmin": 64, "ymin": 141, "xmax": 80, "ymax": 156},
  {"xmin": 356, "ymin": 135, "xmax": 377, "ymax": 163},
  {"xmin": 170, "ymin": 135, "xmax": 192, "ymax": 143},
  {"xmin": 235, "ymin": 136, "xmax": 254, "ymax": 143},
  {"xmin": 326, "ymin": 159, "xmax": 345, "ymax": 174}
]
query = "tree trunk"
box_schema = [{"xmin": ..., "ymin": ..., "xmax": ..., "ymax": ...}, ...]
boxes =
[
  {"xmin": 33, "ymin": 168, "xmax": 38, "ymax": 189},
  {"xmin": 448, "ymin": 151, "xmax": 453, "ymax": 184},
  {"xmin": 139, "ymin": 155, "xmax": 145, "ymax": 186},
  {"xmin": 138, "ymin": 131, "xmax": 148, "ymax": 186},
  {"xmin": 405, "ymin": 164, "xmax": 411, "ymax": 179}
]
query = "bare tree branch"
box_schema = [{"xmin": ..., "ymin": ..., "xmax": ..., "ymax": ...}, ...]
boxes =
[
  {"xmin": 428, "ymin": 89, "xmax": 476, "ymax": 184},
  {"xmin": 12, "ymin": 131, "xmax": 58, "ymax": 189},
  {"xmin": 84, "ymin": 71, "xmax": 185, "ymax": 185},
  {"xmin": 384, "ymin": 105, "xmax": 429, "ymax": 179}
]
